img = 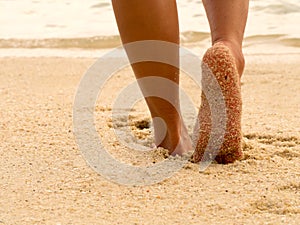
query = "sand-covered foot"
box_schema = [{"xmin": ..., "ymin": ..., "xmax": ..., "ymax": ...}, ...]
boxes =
[{"xmin": 192, "ymin": 42, "xmax": 243, "ymax": 164}]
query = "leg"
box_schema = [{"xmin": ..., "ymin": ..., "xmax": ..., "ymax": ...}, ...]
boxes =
[
  {"xmin": 112, "ymin": 0, "xmax": 192, "ymax": 155},
  {"xmin": 193, "ymin": 0, "xmax": 249, "ymax": 163},
  {"xmin": 203, "ymin": 0, "xmax": 249, "ymax": 75}
]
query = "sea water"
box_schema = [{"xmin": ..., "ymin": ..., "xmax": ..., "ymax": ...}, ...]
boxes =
[{"xmin": 0, "ymin": 0, "xmax": 299, "ymax": 56}]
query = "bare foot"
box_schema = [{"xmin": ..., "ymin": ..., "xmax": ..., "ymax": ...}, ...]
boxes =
[
  {"xmin": 192, "ymin": 42, "xmax": 243, "ymax": 164},
  {"xmin": 156, "ymin": 121, "xmax": 193, "ymax": 157}
]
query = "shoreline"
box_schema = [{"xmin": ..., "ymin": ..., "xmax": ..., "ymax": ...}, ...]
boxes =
[{"xmin": 0, "ymin": 37, "xmax": 299, "ymax": 58}]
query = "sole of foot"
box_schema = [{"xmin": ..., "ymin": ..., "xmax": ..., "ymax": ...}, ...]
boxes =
[{"xmin": 192, "ymin": 42, "xmax": 243, "ymax": 164}]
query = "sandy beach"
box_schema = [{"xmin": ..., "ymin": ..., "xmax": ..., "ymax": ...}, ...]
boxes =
[{"xmin": 0, "ymin": 43, "xmax": 300, "ymax": 224}]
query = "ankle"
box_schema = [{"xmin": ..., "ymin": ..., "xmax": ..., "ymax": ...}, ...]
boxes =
[
  {"xmin": 154, "ymin": 119, "xmax": 181, "ymax": 149},
  {"xmin": 157, "ymin": 124, "xmax": 193, "ymax": 156},
  {"xmin": 157, "ymin": 130, "xmax": 180, "ymax": 153},
  {"xmin": 213, "ymin": 39, "xmax": 245, "ymax": 76}
]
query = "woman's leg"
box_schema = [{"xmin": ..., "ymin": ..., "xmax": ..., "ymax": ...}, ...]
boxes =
[
  {"xmin": 193, "ymin": 0, "xmax": 249, "ymax": 163},
  {"xmin": 112, "ymin": 0, "xmax": 192, "ymax": 155},
  {"xmin": 203, "ymin": 0, "xmax": 249, "ymax": 75}
]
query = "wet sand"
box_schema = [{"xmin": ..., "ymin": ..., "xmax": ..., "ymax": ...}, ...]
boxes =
[{"xmin": 0, "ymin": 45, "xmax": 299, "ymax": 224}]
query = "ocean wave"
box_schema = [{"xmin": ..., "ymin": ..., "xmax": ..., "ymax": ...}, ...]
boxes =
[
  {"xmin": 244, "ymin": 34, "xmax": 286, "ymax": 42},
  {"xmin": 0, "ymin": 31, "xmax": 211, "ymax": 49},
  {"xmin": 280, "ymin": 38, "xmax": 300, "ymax": 48},
  {"xmin": 252, "ymin": 3, "xmax": 300, "ymax": 14},
  {"xmin": 0, "ymin": 36, "xmax": 121, "ymax": 49},
  {"xmin": 1, "ymin": 33, "xmax": 299, "ymax": 50}
]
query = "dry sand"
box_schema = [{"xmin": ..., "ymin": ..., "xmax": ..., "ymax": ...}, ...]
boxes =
[{"xmin": 0, "ymin": 45, "xmax": 300, "ymax": 224}]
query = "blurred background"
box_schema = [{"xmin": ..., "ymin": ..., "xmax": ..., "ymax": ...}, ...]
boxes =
[{"xmin": 0, "ymin": 0, "xmax": 299, "ymax": 56}]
